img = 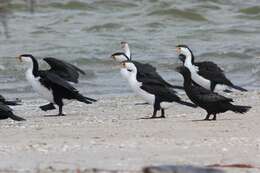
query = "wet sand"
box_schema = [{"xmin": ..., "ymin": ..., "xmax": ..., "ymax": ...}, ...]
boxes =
[{"xmin": 0, "ymin": 90, "xmax": 259, "ymax": 173}]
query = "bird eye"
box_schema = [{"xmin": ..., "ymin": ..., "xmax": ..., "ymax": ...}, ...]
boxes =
[{"xmin": 127, "ymin": 69, "xmax": 133, "ymax": 72}]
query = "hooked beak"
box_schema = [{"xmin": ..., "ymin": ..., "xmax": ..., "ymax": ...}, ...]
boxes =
[
  {"xmin": 16, "ymin": 55, "xmax": 22, "ymax": 62},
  {"xmin": 111, "ymin": 54, "xmax": 116, "ymax": 60},
  {"xmin": 176, "ymin": 46, "xmax": 181, "ymax": 54},
  {"xmin": 120, "ymin": 62, "xmax": 126, "ymax": 68}
]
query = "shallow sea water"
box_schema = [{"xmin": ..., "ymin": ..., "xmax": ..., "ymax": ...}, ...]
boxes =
[{"xmin": 0, "ymin": 0, "xmax": 260, "ymax": 99}]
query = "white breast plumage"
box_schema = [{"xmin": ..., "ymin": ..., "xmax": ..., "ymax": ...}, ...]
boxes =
[
  {"xmin": 26, "ymin": 69, "xmax": 54, "ymax": 103},
  {"xmin": 127, "ymin": 76, "xmax": 155, "ymax": 105},
  {"xmin": 189, "ymin": 65, "xmax": 211, "ymax": 90}
]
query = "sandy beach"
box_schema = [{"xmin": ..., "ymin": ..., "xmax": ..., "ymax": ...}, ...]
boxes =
[{"xmin": 0, "ymin": 90, "xmax": 259, "ymax": 173}]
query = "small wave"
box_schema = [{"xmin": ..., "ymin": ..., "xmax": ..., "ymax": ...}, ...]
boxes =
[
  {"xmin": 90, "ymin": 1, "xmax": 138, "ymax": 9},
  {"xmin": 148, "ymin": 8, "xmax": 207, "ymax": 21},
  {"xmin": 239, "ymin": 6, "xmax": 260, "ymax": 15},
  {"xmin": 217, "ymin": 28, "xmax": 260, "ymax": 35},
  {"xmin": 48, "ymin": 1, "xmax": 94, "ymax": 11},
  {"xmin": 83, "ymin": 23, "xmax": 134, "ymax": 32}
]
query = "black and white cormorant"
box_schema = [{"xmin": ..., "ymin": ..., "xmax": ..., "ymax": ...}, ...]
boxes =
[
  {"xmin": 121, "ymin": 61, "xmax": 195, "ymax": 119},
  {"xmin": 111, "ymin": 42, "xmax": 183, "ymax": 89},
  {"xmin": 17, "ymin": 54, "xmax": 96, "ymax": 116},
  {"xmin": 176, "ymin": 45, "xmax": 247, "ymax": 92},
  {"xmin": 176, "ymin": 66, "xmax": 251, "ymax": 120}
]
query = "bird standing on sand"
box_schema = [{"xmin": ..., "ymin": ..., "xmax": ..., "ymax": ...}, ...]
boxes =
[
  {"xmin": 176, "ymin": 66, "xmax": 251, "ymax": 121},
  {"xmin": 111, "ymin": 42, "xmax": 183, "ymax": 89},
  {"xmin": 17, "ymin": 54, "xmax": 96, "ymax": 116},
  {"xmin": 176, "ymin": 45, "xmax": 247, "ymax": 92},
  {"xmin": 121, "ymin": 61, "xmax": 195, "ymax": 119}
]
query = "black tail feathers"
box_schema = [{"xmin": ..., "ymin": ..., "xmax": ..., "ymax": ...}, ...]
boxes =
[
  {"xmin": 9, "ymin": 114, "xmax": 26, "ymax": 121},
  {"xmin": 4, "ymin": 101, "xmax": 22, "ymax": 106},
  {"xmin": 176, "ymin": 100, "xmax": 197, "ymax": 108},
  {"xmin": 76, "ymin": 94, "xmax": 97, "ymax": 104},
  {"xmin": 230, "ymin": 104, "xmax": 251, "ymax": 114},
  {"xmin": 231, "ymin": 85, "xmax": 248, "ymax": 92}
]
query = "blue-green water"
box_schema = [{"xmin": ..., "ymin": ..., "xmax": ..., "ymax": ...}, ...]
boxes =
[{"xmin": 0, "ymin": 0, "xmax": 260, "ymax": 98}]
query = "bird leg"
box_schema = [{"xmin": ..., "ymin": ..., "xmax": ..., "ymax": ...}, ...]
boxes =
[
  {"xmin": 212, "ymin": 114, "xmax": 217, "ymax": 121},
  {"xmin": 151, "ymin": 109, "xmax": 157, "ymax": 118},
  {"xmin": 58, "ymin": 105, "xmax": 65, "ymax": 116},
  {"xmin": 204, "ymin": 113, "xmax": 211, "ymax": 121},
  {"xmin": 160, "ymin": 109, "xmax": 166, "ymax": 118},
  {"xmin": 40, "ymin": 103, "xmax": 56, "ymax": 111}
]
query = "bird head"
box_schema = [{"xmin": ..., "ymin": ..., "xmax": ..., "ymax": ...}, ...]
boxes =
[
  {"xmin": 121, "ymin": 61, "xmax": 137, "ymax": 75},
  {"xmin": 120, "ymin": 41, "xmax": 128, "ymax": 50},
  {"xmin": 17, "ymin": 54, "xmax": 34, "ymax": 63},
  {"xmin": 111, "ymin": 52, "xmax": 130, "ymax": 63},
  {"xmin": 176, "ymin": 45, "xmax": 194, "ymax": 64},
  {"xmin": 120, "ymin": 41, "xmax": 131, "ymax": 59}
]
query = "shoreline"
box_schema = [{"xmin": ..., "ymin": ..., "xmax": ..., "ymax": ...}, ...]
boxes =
[{"xmin": 0, "ymin": 90, "xmax": 259, "ymax": 173}]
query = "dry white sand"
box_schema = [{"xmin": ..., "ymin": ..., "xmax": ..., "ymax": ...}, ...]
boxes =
[{"xmin": 0, "ymin": 90, "xmax": 260, "ymax": 173}]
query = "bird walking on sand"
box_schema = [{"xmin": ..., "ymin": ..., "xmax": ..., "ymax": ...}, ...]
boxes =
[
  {"xmin": 176, "ymin": 66, "xmax": 251, "ymax": 121},
  {"xmin": 17, "ymin": 54, "xmax": 96, "ymax": 116}
]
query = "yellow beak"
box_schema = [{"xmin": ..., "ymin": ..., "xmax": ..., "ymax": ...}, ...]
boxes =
[
  {"xmin": 120, "ymin": 62, "xmax": 126, "ymax": 68},
  {"xmin": 16, "ymin": 55, "xmax": 22, "ymax": 62},
  {"xmin": 176, "ymin": 47, "xmax": 181, "ymax": 54}
]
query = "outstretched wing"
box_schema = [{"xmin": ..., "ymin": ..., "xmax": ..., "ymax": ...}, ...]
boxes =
[
  {"xmin": 195, "ymin": 61, "xmax": 233, "ymax": 85},
  {"xmin": 39, "ymin": 71, "xmax": 78, "ymax": 93},
  {"xmin": 44, "ymin": 57, "xmax": 85, "ymax": 83}
]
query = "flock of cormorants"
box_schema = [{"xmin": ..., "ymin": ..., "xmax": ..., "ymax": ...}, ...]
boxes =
[{"xmin": 0, "ymin": 42, "xmax": 251, "ymax": 121}]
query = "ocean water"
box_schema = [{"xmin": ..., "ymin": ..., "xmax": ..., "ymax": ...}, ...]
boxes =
[{"xmin": 0, "ymin": 0, "xmax": 260, "ymax": 99}]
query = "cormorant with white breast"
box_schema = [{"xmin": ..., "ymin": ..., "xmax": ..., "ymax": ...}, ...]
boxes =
[
  {"xmin": 17, "ymin": 54, "xmax": 96, "ymax": 116},
  {"xmin": 176, "ymin": 45, "xmax": 247, "ymax": 92},
  {"xmin": 121, "ymin": 61, "xmax": 196, "ymax": 119},
  {"xmin": 35, "ymin": 56, "xmax": 86, "ymax": 111},
  {"xmin": 176, "ymin": 66, "xmax": 251, "ymax": 120},
  {"xmin": 111, "ymin": 42, "xmax": 183, "ymax": 89}
]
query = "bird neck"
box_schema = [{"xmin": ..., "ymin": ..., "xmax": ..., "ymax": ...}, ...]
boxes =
[
  {"xmin": 124, "ymin": 46, "xmax": 131, "ymax": 60},
  {"xmin": 183, "ymin": 74, "xmax": 192, "ymax": 90},
  {"xmin": 27, "ymin": 57, "xmax": 39, "ymax": 77},
  {"xmin": 184, "ymin": 52, "xmax": 193, "ymax": 68}
]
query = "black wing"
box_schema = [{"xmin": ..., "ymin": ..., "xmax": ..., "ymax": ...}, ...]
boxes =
[
  {"xmin": 195, "ymin": 61, "xmax": 233, "ymax": 85},
  {"xmin": 39, "ymin": 71, "xmax": 78, "ymax": 92},
  {"xmin": 0, "ymin": 102, "xmax": 13, "ymax": 112},
  {"xmin": 191, "ymin": 84, "xmax": 233, "ymax": 103},
  {"xmin": 140, "ymin": 79, "xmax": 180, "ymax": 102},
  {"xmin": 44, "ymin": 57, "xmax": 85, "ymax": 83},
  {"xmin": 132, "ymin": 61, "xmax": 182, "ymax": 89}
]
